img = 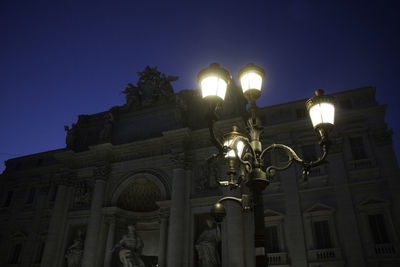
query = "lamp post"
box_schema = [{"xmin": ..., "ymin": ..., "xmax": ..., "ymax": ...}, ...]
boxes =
[{"xmin": 197, "ymin": 63, "xmax": 335, "ymax": 267}]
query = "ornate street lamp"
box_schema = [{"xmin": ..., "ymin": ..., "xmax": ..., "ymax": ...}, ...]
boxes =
[{"xmin": 198, "ymin": 63, "xmax": 335, "ymax": 267}]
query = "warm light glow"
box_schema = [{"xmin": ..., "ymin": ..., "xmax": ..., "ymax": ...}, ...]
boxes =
[
  {"xmin": 240, "ymin": 72, "xmax": 263, "ymax": 93},
  {"xmin": 201, "ymin": 76, "xmax": 228, "ymax": 100},
  {"xmin": 309, "ymin": 103, "xmax": 335, "ymax": 128},
  {"xmin": 224, "ymin": 139, "xmax": 245, "ymax": 158}
]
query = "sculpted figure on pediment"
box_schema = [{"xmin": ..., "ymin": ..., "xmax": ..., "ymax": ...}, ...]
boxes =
[
  {"xmin": 99, "ymin": 112, "xmax": 114, "ymax": 142},
  {"xmin": 122, "ymin": 66, "xmax": 178, "ymax": 110},
  {"xmin": 65, "ymin": 124, "xmax": 77, "ymax": 149}
]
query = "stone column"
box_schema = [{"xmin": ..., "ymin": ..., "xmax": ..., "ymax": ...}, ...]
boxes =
[
  {"xmin": 82, "ymin": 164, "xmax": 110, "ymax": 267},
  {"xmin": 222, "ymin": 187, "xmax": 245, "ymax": 267},
  {"xmin": 103, "ymin": 216, "xmax": 116, "ymax": 267},
  {"xmin": 167, "ymin": 153, "xmax": 187, "ymax": 267},
  {"xmin": 41, "ymin": 172, "xmax": 75, "ymax": 267},
  {"xmin": 158, "ymin": 208, "xmax": 170, "ymax": 267}
]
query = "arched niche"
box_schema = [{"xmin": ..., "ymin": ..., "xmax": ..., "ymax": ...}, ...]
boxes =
[{"xmin": 111, "ymin": 169, "xmax": 170, "ymax": 212}]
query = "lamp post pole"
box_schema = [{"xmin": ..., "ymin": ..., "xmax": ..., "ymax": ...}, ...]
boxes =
[{"xmin": 198, "ymin": 63, "xmax": 335, "ymax": 267}]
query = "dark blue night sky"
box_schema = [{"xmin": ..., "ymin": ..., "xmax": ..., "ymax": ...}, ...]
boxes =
[{"xmin": 1, "ymin": 0, "xmax": 399, "ymax": 172}]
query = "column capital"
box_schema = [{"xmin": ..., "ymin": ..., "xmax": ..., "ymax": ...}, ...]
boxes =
[
  {"xmin": 93, "ymin": 163, "xmax": 111, "ymax": 181},
  {"xmin": 170, "ymin": 152, "xmax": 192, "ymax": 169},
  {"xmin": 54, "ymin": 171, "xmax": 77, "ymax": 186}
]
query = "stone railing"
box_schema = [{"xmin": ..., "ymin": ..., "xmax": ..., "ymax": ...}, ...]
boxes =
[
  {"xmin": 308, "ymin": 248, "xmax": 342, "ymax": 262},
  {"xmin": 373, "ymin": 243, "xmax": 396, "ymax": 257},
  {"xmin": 267, "ymin": 252, "xmax": 289, "ymax": 265},
  {"xmin": 308, "ymin": 166, "xmax": 325, "ymax": 177},
  {"xmin": 349, "ymin": 158, "xmax": 374, "ymax": 170}
]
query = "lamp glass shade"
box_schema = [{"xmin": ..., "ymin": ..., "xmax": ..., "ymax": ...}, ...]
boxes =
[
  {"xmin": 309, "ymin": 102, "xmax": 335, "ymax": 128},
  {"xmin": 201, "ymin": 76, "xmax": 228, "ymax": 100},
  {"xmin": 240, "ymin": 71, "xmax": 263, "ymax": 93},
  {"xmin": 224, "ymin": 139, "xmax": 244, "ymax": 158}
]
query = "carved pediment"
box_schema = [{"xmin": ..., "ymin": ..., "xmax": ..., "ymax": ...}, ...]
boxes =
[
  {"xmin": 358, "ymin": 197, "xmax": 390, "ymax": 211},
  {"xmin": 264, "ymin": 209, "xmax": 285, "ymax": 222},
  {"xmin": 304, "ymin": 203, "xmax": 334, "ymax": 216}
]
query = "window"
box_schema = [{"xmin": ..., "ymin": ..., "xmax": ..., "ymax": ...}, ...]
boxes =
[
  {"xmin": 296, "ymin": 108, "xmax": 307, "ymax": 119},
  {"xmin": 3, "ymin": 191, "xmax": 13, "ymax": 207},
  {"xmin": 302, "ymin": 144, "xmax": 317, "ymax": 161},
  {"xmin": 339, "ymin": 99, "xmax": 352, "ymax": 110},
  {"xmin": 368, "ymin": 214, "xmax": 390, "ymax": 244},
  {"xmin": 313, "ymin": 220, "xmax": 333, "ymax": 249},
  {"xmin": 50, "ymin": 185, "xmax": 58, "ymax": 202},
  {"xmin": 349, "ymin": 137, "xmax": 367, "ymax": 160},
  {"xmin": 8, "ymin": 243, "xmax": 22, "ymax": 264},
  {"xmin": 26, "ymin": 187, "xmax": 36, "ymax": 204},
  {"xmin": 265, "ymin": 226, "xmax": 280, "ymax": 253},
  {"xmin": 35, "ymin": 242, "xmax": 45, "ymax": 263}
]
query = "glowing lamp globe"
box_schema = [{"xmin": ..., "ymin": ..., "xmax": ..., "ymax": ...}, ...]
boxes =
[
  {"xmin": 238, "ymin": 63, "xmax": 265, "ymax": 100},
  {"xmin": 223, "ymin": 126, "xmax": 245, "ymax": 158},
  {"xmin": 306, "ymin": 89, "xmax": 335, "ymax": 132},
  {"xmin": 197, "ymin": 63, "xmax": 231, "ymax": 102}
]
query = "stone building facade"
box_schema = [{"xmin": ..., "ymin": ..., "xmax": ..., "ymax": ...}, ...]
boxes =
[{"xmin": 0, "ymin": 69, "xmax": 399, "ymax": 267}]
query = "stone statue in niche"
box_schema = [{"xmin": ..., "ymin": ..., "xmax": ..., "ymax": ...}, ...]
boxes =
[
  {"xmin": 73, "ymin": 182, "xmax": 91, "ymax": 208},
  {"xmin": 99, "ymin": 112, "xmax": 114, "ymax": 142},
  {"xmin": 122, "ymin": 66, "xmax": 178, "ymax": 110},
  {"xmin": 112, "ymin": 225, "xmax": 145, "ymax": 267},
  {"xmin": 65, "ymin": 229, "xmax": 85, "ymax": 267},
  {"xmin": 65, "ymin": 124, "xmax": 77, "ymax": 149},
  {"xmin": 195, "ymin": 219, "xmax": 221, "ymax": 267}
]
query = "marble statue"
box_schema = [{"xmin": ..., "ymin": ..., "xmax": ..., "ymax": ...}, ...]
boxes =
[
  {"xmin": 112, "ymin": 225, "xmax": 145, "ymax": 267},
  {"xmin": 65, "ymin": 229, "xmax": 84, "ymax": 267},
  {"xmin": 99, "ymin": 112, "xmax": 114, "ymax": 142},
  {"xmin": 65, "ymin": 124, "xmax": 77, "ymax": 149},
  {"xmin": 195, "ymin": 219, "xmax": 221, "ymax": 267}
]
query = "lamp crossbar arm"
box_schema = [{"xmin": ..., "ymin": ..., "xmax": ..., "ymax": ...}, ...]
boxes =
[
  {"xmin": 217, "ymin": 195, "xmax": 251, "ymax": 211},
  {"xmin": 260, "ymin": 142, "xmax": 329, "ymax": 178},
  {"xmin": 208, "ymin": 118, "xmax": 224, "ymax": 155}
]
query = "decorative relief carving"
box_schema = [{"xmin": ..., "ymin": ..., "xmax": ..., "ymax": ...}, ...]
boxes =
[
  {"xmin": 93, "ymin": 163, "xmax": 111, "ymax": 181},
  {"xmin": 194, "ymin": 160, "xmax": 221, "ymax": 193},
  {"xmin": 72, "ymin": 181, "xmax": 92, "ymax": 209}
]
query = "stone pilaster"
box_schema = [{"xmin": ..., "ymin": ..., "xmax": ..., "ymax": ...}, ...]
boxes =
[
  {"xmin": 329, "ymin": 154, "xmax": 366, "ymax": 266},
  {"xmin": 41, "ymin": 171, "xmax": 75, "ymax": 267},
  {"xmin": 158, "ymin": 208, "xmax": 170, "ymax": 267},
  {"xmin": 21, "ymin": 185, "xmax": 49, "ymax": 266},
  {"xmin": 82, "ymin": 164, "xmax": 110, "ymax": 267},
  {"xmin": 103, "ymin": 216, "xmax": 116, "ymax": 267}
]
